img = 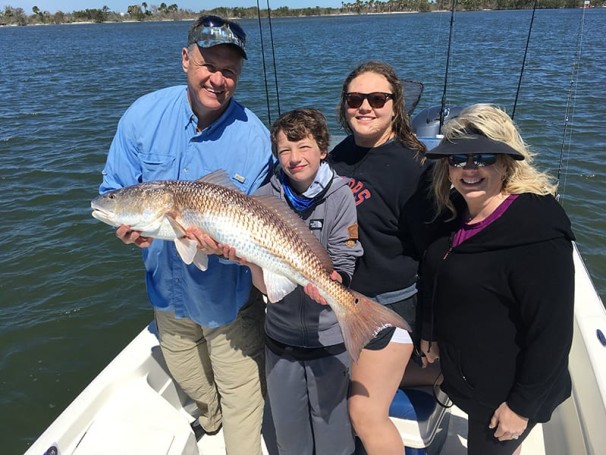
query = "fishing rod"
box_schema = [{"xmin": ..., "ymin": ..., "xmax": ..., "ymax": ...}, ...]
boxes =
[
  {"xmin": 438, "ymin": 0, "xmax": 457, "ymax": 130},
  {"xmin": 255, "ymin": 1, "xmax": 281, "ymax": 125},
  {"xmin": 265, "ymin": 0, "xmax": 281, "ymax": 118},
  {"xmin": 556, "ymin": 6, "xmax": 586, "ymax": 203},
  {"xmin": 510, "ymin": 0, "xmax": 538, "ymax": 120}
]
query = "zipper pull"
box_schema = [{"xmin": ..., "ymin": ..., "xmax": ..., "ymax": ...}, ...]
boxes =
[
  {"xmin": 443, "ymin": 234, "xmax": 454, "ymax": 260},
  {"xmin": 442, "ymin": 246, "xmax": 452, "ymax": 260}
]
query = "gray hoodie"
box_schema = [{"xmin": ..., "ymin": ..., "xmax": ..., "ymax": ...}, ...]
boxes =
[{"xmin": 257, "ymin": 168, "xmax": 363, "ymax": 348}]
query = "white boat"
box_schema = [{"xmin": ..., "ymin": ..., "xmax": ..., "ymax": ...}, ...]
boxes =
[{"xmin": 23, "ymin": 238, "xmax": 606, "ymax": 455}]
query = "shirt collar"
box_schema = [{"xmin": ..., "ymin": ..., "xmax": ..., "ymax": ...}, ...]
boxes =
[{"xmin": 183, "ymin": 90, "xmax": 236, "ymax": 136}]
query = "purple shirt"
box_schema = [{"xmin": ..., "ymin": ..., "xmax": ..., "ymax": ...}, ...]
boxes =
[{"xmin": 453, "ymin": 194, "xmax": 519, "ymax": 247}]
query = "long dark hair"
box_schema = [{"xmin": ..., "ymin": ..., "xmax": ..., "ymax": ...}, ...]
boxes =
[{"xmin": 338, "ymin": 61, "xmax": 427, "ymax": 157}]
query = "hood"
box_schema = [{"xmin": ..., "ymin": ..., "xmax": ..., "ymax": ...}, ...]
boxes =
[{"xmin": 452, "ymin": 193, "xmax": 575, "ymax": 253}]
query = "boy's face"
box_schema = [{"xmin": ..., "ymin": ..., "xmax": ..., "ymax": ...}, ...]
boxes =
[{"xmin": 275, "ymin": 131, "xmax": 327, "ymax": 194}]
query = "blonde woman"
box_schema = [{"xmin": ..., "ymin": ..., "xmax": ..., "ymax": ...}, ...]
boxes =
[{"xmin": 420, "ymin": 104, "xmax": 575, "ymax": 455}]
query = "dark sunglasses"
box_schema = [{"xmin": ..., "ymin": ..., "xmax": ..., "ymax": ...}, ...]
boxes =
[
  {"xmin": 447, "ymin": 154, "xmax": 498, "ymax": 168},
  {"xmin": 346, "ymin": 92, "xmax": 394, "ymax": 109}
]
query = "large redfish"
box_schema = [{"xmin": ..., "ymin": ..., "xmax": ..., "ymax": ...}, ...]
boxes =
[{"xmin": 91, "ymin": 171, "xmax": 410, "ymax": 361}]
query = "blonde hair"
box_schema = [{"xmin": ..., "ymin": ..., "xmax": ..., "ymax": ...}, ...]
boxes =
[{"xmin": 432, "ymin": 104, "xmax": 557, "ymax": 218}]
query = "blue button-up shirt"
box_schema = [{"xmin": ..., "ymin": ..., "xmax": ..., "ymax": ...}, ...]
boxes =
[{"xmin": 100, "ymin": 85, "xmax": 274, "ymax": 327}]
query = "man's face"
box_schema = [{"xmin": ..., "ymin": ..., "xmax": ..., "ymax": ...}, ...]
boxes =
[{"xmin": 182, "ymin": 44, "xmax": 243, "ymax": 124}]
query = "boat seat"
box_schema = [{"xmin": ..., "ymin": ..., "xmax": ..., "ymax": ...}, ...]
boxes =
[{"xmin": 389, "ymin": 386, "xmax": 451, "ymax": 455}]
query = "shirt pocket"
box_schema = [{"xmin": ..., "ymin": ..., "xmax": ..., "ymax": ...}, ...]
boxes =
[{"xmin": 140, "ymin": 153, "xmax": 176, "ymax": 181}]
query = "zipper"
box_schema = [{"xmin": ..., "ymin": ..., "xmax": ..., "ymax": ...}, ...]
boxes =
[{"xmin": 428, "ymin": 234, "xmax": 455, "ymax": 348}]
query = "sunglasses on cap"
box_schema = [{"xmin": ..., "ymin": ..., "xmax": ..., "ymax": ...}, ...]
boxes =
[
  {"xmin": 346, "ymin": 92, "xmax": 394, "ymax": 109},
  {"xmin": 188, "ymin": 15, "xmax": 247, "ymax": 58},
  {"xmin": 447, "ymin": 154, "xmax": 498, "ymax": 168}
]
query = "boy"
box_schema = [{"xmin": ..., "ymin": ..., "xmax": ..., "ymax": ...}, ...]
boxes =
[{"xmin": 238, "ymin": 108, "xmax": 363, "ymax": 454}]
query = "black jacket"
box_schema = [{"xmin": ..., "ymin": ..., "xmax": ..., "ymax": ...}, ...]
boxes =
[{"xmin": 420, "ymin": 193, "xmax": 575, "ymax": 423}]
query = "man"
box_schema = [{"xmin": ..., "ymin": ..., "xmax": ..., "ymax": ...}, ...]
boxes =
[{"xmin": 99, "ymin": 15, "xmax": 273, "ymax": 455}]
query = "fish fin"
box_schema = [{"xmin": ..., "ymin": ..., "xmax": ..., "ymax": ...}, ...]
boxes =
[
  {"xmin": 337, "ymin": 291, "xmax": 412, "ymax": 363},
  {"xmin": 192, "ymin": 251, "xmax": 209, "ymax": 271},
  {"xmin": 253, "ymin": 195, "xmax": 334, "ymax": 272},
  {"xmin": 196, "ymin": 170, "xmax": 242, "ymax": 192},
  {"xmin": 263, "ymin": 269, "xmax": 298, "ymax": 303},
  {"xmin": 166, "ymin": 214, "xmax": 203, "ymax": 267},
  {"xmin": 165, "ymin": 214, "xmax": 188, "ymax": 237},
  {"xmin": 174, "ymin": 237, "xmax": 199, "ymax": 265}
]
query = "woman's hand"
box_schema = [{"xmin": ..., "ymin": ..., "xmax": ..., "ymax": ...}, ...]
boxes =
[
  {"xmin": 420, "ymin": 339, "xmax": 440, "ymax": 368},
  {"xmin": 115, "ymin": 225, "xmax": 153, "ymax": 248},
  {"xmin": 304, "ymin": 271, "xmax": 341, "ymax": 305},
  {"xmin": 489, "ymin": 402, "xmax": 529, "ymax": 442}
]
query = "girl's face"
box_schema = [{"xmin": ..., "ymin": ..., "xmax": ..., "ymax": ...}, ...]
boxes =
[{"xmin": 345, "ymin": 71, "xmax": 394, "ymax": 148}]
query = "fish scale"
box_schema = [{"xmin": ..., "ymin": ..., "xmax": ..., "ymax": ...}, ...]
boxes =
[{"xmin": 91, "ymin": 172, "xmax": 411, "ymax": 361}]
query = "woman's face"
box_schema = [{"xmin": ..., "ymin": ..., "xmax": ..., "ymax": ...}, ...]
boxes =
[
  {"xmin": 448, "ymin": 155, "xmax": 507, "ymax": 209},
  {"xmin": 345, "ymin": 71, "xmax": 394, "ymax": 148}
]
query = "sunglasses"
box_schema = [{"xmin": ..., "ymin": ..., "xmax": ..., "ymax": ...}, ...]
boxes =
[
  {"xmin": 447, "ymin": 154, "xmax": 498, "ymax": 168},
  {"xmin": 201, "ymin": 15, "xmax": 246, "ymax": 42},
  {"xmin": 189, "ymin": 15, "xmax": 247, "ymax": 56},
  {"xmin": 346, "ymin": 92, "xmax": 394, "ymax": 109}
]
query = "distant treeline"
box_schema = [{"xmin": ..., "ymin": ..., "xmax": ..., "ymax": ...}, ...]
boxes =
[{"xmin": 0, "ymin": 0, "xmax": 593, "ymax": 26}]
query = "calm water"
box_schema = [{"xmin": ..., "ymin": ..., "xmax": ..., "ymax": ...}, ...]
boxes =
[{"xmin": 1, "ymin": 9, "xmax": 605, "ymax": 453}]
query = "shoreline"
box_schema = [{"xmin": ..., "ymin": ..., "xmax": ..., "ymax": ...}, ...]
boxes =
[{"xmin": 2, "ymin": 7, "xmax": 590, "ymax": 28}]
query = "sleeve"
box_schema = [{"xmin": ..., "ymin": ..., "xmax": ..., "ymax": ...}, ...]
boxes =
[
  {"xmin": 418, "ymin": 245, "xmax": 439, "ymax": 342},
  {"xmin": 401, "ymin": 164, "xmax": 441, "ymax": 261},
  {"xmin": 506, "ymin": 237, "xmax": 574, "ymax": 420},
  {"xmin": 326, "ymin": 187, "xmax": 363, "ymax": 282},
  {"xmin": 99, "ymin": 111, "xmax": 142, "ymax": 194},
  {"xmin": 244, "ymin": 127, "xmax": 276, "ymax": 195}
]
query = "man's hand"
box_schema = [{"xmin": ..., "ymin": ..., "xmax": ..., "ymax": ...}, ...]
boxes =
[
  {"xmin": 115, "ymin": 225, "xmax": 153, "ymax": 248},
  {"xmin": 186, "ymin": 226, "xmax": 222, "ymax": 255}
]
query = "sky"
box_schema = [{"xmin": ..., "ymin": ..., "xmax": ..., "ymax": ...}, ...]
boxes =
[{"xmin": 4, "ymin": 0, "xmax": 343, "ymax": 14}]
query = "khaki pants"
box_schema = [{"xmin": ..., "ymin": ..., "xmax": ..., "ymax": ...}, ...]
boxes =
[{"xmin": 155, "ymin": 289, "xmax": 266, "ymax": 455}]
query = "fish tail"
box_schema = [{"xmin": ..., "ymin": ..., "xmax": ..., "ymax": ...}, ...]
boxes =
[{"xmin": 339, "ymin": 290, "xmax": 412, "ymax": 362}]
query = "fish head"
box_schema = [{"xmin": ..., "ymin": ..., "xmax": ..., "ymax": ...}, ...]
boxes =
[{"xmin": 91, "ymin": 182, "xmax": 175, "ymax": 233}]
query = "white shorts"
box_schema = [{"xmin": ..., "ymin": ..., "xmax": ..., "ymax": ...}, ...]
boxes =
[{"xmin": 390, "ymin": 327, "xmax": 413, "ymax": 344}]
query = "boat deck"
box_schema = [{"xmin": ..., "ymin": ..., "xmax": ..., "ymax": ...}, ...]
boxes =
[{"xmin": 195, "ymin": 403, "xmax": 547, "ymax": 454}]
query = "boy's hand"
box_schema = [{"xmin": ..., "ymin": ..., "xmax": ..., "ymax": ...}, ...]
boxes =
[{"xmin": 304, "ymin": 271, "xmax": 341, "ymax": 305}]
